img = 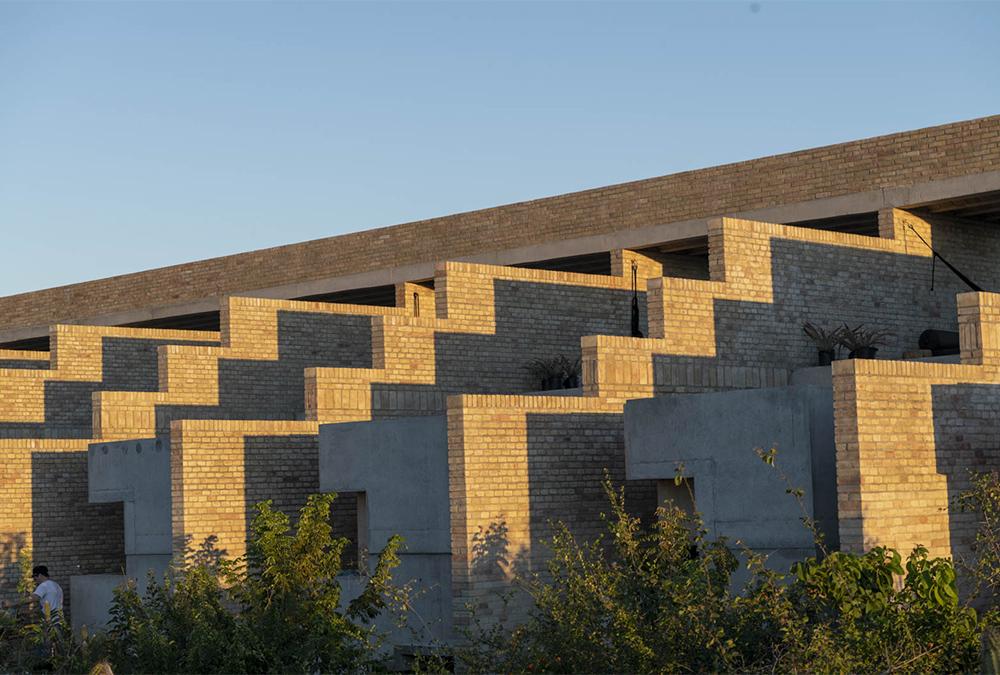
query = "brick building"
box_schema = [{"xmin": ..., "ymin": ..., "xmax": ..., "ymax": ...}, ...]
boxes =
[{"xmin": 1, "ymin": 115, "xmax": 999, "ymax": 645}]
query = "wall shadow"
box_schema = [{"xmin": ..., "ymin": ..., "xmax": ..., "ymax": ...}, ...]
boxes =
[
  {"xmin": 931, "ymin": 382, "xmax": 1000, "ymax": 587},
  {"xmin": 0, "ymin": 337, "xmax": 215, "ymax": 439},
  {"xmin": 159, "ymin": 311, "xmax": 372, "ymax": 427},
  {"xmin": 0, "ymin": 359, "xmax": 49, "ymax": 370},
  {"xmin": 242, "ymin": 433, "xmax": 359, "ymax": 567},
  {"xmin": 370, "ymin": 280, "xmax": 647, "ymax": 411},
  {"xmin": 651, "ymin": 234, "xmax": 997, "ymax": 394},
  {"xmin": 31, "ymin": 450, "xmax": 124, "ymax": 613},
  {"xmin": 523, "ymin": 412, "xmax": 658, "ymax": 576}
]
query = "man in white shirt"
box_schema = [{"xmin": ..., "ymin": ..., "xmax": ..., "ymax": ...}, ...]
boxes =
[{"xmin": 30, "ymin": 565, "xmax": 63, "ymax": 623}]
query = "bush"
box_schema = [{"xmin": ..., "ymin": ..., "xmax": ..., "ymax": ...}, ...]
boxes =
[
  {"xmin": 460, "ymin": 474, "xmax": 982, "ymax": 673},
  {"xmin": 0, "ymin": 493, "xmax": 402, "ymax": 674},
  {"xmin": 106, "ymin": 493, "xmax": 403, "ymax": 673}
]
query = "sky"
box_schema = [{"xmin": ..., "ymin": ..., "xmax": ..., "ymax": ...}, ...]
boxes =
[{"xmin": 0, "ymin": 1, "xmax": 998, "ymax": 297}]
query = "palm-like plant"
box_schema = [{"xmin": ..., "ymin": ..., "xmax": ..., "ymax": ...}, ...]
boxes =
[
  {"xmin": 802, "ymin": 322, "xmax": 844, "ymax": 352},
  {"xmin": 838, "ymin": 324, "xmax": 894, "ymax": 352}
]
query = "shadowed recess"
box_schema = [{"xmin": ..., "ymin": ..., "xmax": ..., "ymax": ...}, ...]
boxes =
[{"xmin": 31, "ymin": 450, "xmax": 125, "ymax": 615}]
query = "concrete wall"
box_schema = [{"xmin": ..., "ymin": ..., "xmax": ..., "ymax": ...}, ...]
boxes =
[
  {"xmin": 70, "ymin": 574, "xmax": 124, "ymax": 633},
  {"xmin": 319, "ymin": 416, "xmax": 452, "ymax": 646},
  {"xmin": 624, "ymin": 385, "xmax": 837, "ymax": 562},
  {"xmin": 88, "ymin": 437, "xmax": 173, "ymax": 581}
]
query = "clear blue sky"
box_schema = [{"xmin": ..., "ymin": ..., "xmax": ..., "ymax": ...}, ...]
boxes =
[{"xmin": 1, "ymin": 1, "xmax": 998, "ymax": 297}]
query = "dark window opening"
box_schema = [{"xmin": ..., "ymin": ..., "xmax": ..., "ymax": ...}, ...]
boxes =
[
  {"xmin": 786, "ymin": 211, "xmax": 879, "ymax": 237},
  {"xmin": 295, "ymin": 284, "xmax": 396, "ymax": 307},
  {"xmin": 0, "ymin": 335, "xmax": 50, "ymax": 352},
  {"xmin": 636, "ymin": 238, "xmax": 711, "ymax": 280},
  {"xmin": 514, "ymin": 252, "xmax": 612, "ymax": 276},
  {"xmin": 122, "ymin": 311, "xmax": 221, "ymax": 332}
]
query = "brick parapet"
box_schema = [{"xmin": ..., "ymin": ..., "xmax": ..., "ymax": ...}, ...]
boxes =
[
  {"xmin": 0, "ymin": 350, "xmax": 49, "ymax": 368},
  {"xmin": 0, "ymin": 438, "xmax": 120, "ymax": 613},
  {"xmin": 588, "ymin": 213, "xmax": 1000, "ymax": 399},
  {"xmin": 170, "ymin": 419, "xmax": 319, "ymax": 561}
]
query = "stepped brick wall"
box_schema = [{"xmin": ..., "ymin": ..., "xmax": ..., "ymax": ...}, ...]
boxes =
[
  {"xmin": 165, "ymin": 254, "xmax": 664, "ymax": 560},
  {"xmin": 0, "ymin": 115, "xmax": 994, "ymax": 635},
  {"xmin": 308, "ymin": 251, "xmax": 662, "ymax": 423},
  {"xmin": 833, "ymin": 292, "xmax": 1000, "ymax": 563},
  {"xmin": 0, "ymin": 116, "xmax": 997, "ymax": 334},
  {"xmin": 444, "ymin": 215, "xmax": 1000, "ymax": 625},
  {"xmin": 588, "ymin": 211, "xmax": 1000, "ymax": 401},
  {"xmin": 93, "ymin": 297, "xmax": 403, "ymax": 441},
  {"xmin": 151, "ymin": 212, "xmax": 1000, "ymax": 627},
  {"xmin": 0, "ymin": 326, "xmax": 219, "ymax": 608},
  {"xmin": 0, "ymin": 326, "xmax": 218, "ymax": 438}
]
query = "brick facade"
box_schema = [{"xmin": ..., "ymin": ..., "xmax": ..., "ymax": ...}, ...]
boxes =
[
  {"xmin": 0, "ymin": 120, "xmax": 998, "ymax": 632},
  {"xmin": 833, "ymin": 292, "xmax": 1000, "ymax": 562}
]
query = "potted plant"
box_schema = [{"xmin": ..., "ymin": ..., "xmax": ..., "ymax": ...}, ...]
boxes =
[
  {"xmin": 525, "ymin": 357, "xmax": 564, "ymax": 391},
  {"xmin": 802, "ymin": 322, "xmax": 843, "ymax": 366},
  {"xmin": 839, "ymin": 324, "xmax": 894, "ymax": 359},
  {"xmin": 558, "ymin": 355, "xmax": 582, "ymax": 389}
]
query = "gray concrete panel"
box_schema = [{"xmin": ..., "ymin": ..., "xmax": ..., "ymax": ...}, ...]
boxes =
[
  {"xmin": 625, "ymin": 385, "xmax": 835, "ymax": 555},
  {"xmin": 70, "ymin": 574, "xmax": 124, "ymax": 633},
  {"xmin": 88, "ymin": 437, "xmax": 171, "ymax": 557},
  {"xmin": 319, "ymin": 415, "xmax": 452, "ymax": 645},
  {"xmin": 320, "ymin": 416, "xmax": 449, "ymax": 554}
]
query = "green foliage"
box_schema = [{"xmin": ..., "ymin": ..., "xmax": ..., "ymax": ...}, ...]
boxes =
[
  {"xmin": 461, "ymin": 466, "xmax": 982, "ymax": 674},
  {"xmin": 0, "ymin": 547, "xmax": 110, "ymax": 673},
  {"xmin": 958, "ymin": 471, "xmax": 1000, "ymax": 605},
  {"xmin": 106, "ymin": 493, "xmax": 403, "ymax": 674},
  {"xmin": 1, "ymin": 493, "xmax": 402, "ymax": 674}
]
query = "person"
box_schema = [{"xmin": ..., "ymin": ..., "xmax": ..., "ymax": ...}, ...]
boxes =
[{"xmin": 30, "ymin": 565, "xmax": 64, "ymax": 623}]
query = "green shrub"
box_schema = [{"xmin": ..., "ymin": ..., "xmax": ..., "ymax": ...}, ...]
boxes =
[
  {"xmin": 0, "ymin": 493, "xmax": 402, "ymax": 674},
  {"xmin": 106, "ymin": 493, "xmax": 403, "ymax": 673},
  {"xmin": 460, "ymin": 473, "xmax": 981, "ymax": 674}
]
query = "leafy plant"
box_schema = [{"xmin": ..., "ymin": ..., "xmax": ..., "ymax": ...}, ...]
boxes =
[
  {"xmin": 838, "ymin": 323, "xmax": 895, "ymax": 351},
  {"xmin": 802, "ymin": 322, "xmax": 844, "ymax": 351},
  {"xmin": 525, "ymin": 357, "xmax": 562, "ymax": 382},
  {"xmin": 555, "ymin": 354, "xmax": 581, "ymax": 387},
  {"xmin": 106, "ymin": 493, "xmax": 403, "ymax": 673},
  {"xmin": 525, "ymin": 355, "xmax": 581, "ymax": 390},
  {"xmin": 0, "ymin": 548, "xmax": 110, "ymax": 673},
  {"xmin": 458, "ymin": 456, "xmax": 982, "ymax": 674}
]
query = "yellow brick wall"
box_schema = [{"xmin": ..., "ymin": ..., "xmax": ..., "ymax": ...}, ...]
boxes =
[
  {"xmin": 0, "ymin": 349, "xmax": 49, "ymax": 370},
  {"xmin": 0, "ymin": 325, "xmax": 218, "ymax": 436},
  {"xmin": 170, "ymin": 419, "xmax": 320, "ymax": 561},
  {"xmin": 445, "ymin": 216, "xmax": 1000, "ymax": 623},
  {"xmin": 586, "ymin": 214, "xmax": 1000, "ymax": 401},
  {"xmin": 308, "ymin": 254, "xmax": 663, "ymax": 421},
  {"xmin": 94, "ymin": 296, "xmax": 403, "ymax": 440},
  {"xmin": 833, "ymin": 292, "xmax": 1000, "ymax": 561},
  {"xmin": 447, "ymin": 395, "xmax": 646, "ymax": 628},
  {"xmin": 0, "ymin": 438, "xmax": 122, "ymax": 613}
]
